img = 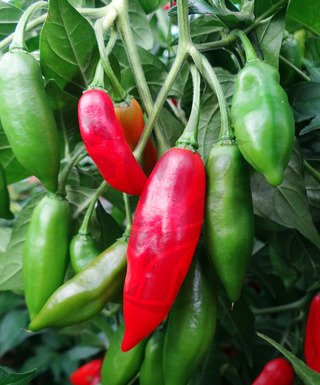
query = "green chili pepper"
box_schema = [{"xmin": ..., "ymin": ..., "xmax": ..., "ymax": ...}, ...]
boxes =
[
  {"xmin": 0, "ymin": 163, "xmax": 13, "ymax": 220},
  {"xmin": 140, "ymin": 329, "xmax": 165, "ymax": 385},
  {"xmin": 205, "ymin": 139, "xmax": 254, "ymax": 302},
  {"xmin": 101, "ymin": 321, "xmax": 146, "ymax": 385},
  {"xmin": 0, "ymin": 3, "xmax": 60, "ymax": 192},
  {"xmin": 29, "ymin": 238, "xmax": 127, "ymax": 331},
  {"xmin": 23, "ymin": 193, "xmax": 70, "ymax": 321},
  {"xmin": 279, "ymin": 32, "xmax": 302, "ymax": 87},
  {"xmin": 70, "ymin": 233, "xmax": 101, "ymax": 273},
  {"xmin": 231, "ymin": 30, "xmax": 295, "ymax": 186},
  {"xmin": 163, "ymin": 250, "xmax": 218, "ymax": 385}
]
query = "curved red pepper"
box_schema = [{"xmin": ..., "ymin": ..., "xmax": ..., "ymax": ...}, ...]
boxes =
[
  {"xmin": 121, "ymin": 147, "xmax": 206, "ymax": 352},
  {"xmin": 78, "ymin": 89, "xmax": 147, "ymax": 196},
  {"xmin": 305, "ymin": 293, "xmax": 320, "ymax": 372},
  {"xmin": 70, "ymin": 358, "xmax": 103, "ymax": 385},
  {"xmin": 252, "ymin": 358, "xmax": 294, "ymax": 385}
]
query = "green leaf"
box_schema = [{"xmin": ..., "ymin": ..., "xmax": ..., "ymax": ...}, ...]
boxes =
[
  {"xmin": 0, "ymin": 227, "xmax": 11, "ymax": 253},
  {"xmin": 0, "ymin": 122, "xmax": 30, "ymax": 184},
  {"xmin": 300, "ymin": 114, "xmax": 320, "ymax": 136},
  {"xmin": 255, "ymin": 9, "xmax": 286, "ymax": 68},
  {"xmin": 0, "ymin": 193, "xmax": 45, "ymax": 294},
  {"xmin": 0, "ymin": 310, "xmax": 29, "ymax": 357},
  {"xmin": 0, "ymin": 0, "xmax": 22, "ymax": 40},
  {"xmin": 40, "ymin": 0, "xmax": 99, "ymax": 93},
  {"xmin": 128, "ymin": 0, "xmax": 154, "ymax": 50},
  {"xmin": 0, "ymin": 291, "xmax": 24, "ymax": 316},
  {"xmin": 286, "ymin": 0, "xmax": 320, "ymax": 35},
  {"xmin": 45, "ymin": 79, "xmax": 78, "ymax": 112},
  {"xmin": 289, "ymin": 82, "xmax": 320, "ymax": 122},
  {"xmin": 251, "ymin": 145, "xmax": 320, "ymax": 249},
  {"xmin": 257, "ymin": 332, "xmax": 320, "ymax": 385},
  {"xmin": 0, "ymin": 366, "xmax": 36, "ymax": 385}
]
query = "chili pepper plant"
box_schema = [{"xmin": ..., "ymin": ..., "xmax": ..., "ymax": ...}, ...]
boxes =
[{"xmin": 0, "ymin": 0, "xmax": 319, "ymax": 385}]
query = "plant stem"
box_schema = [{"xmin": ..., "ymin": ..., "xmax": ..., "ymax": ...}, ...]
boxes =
[
  {"xmin": 115, "ymin": 0, "xmax": 169, "ymax": 155},
  {"xmin": 176, "ymin": 64, "xmax": 200, "ymax": 151},
  {"xmin": 95, "ymin": 18, "xmax": 126, "ymax": 102},
  {"xmin": 76, "ymin": 5, "xmax": 109, "ymax": 18},
  {"xmin": 10, "ymin": 1, "xmax": 48, "ymax": 51},
  {"xmin": 231, "ymin": 29, "xmax": 258, "ymax": 62},
  {"xmin": 190, "ymin": 47, "xmax": 232, "ymax": 139},
  {"xmin": 279, "ymin": 55, "xmax": 311, "ymax": 82},
  {"xmin": 58, "ymin": 145, "xmax": 86, "ymax": 196},
  {"xmin": 253, "ymin": 293, "xmax": 312, "ymax": 315},
  {"xmin": 167, "ymin": 99, "xmax": 188, "ymax": 126},
  {"xmin": 195, "ymin": 0, "xmax": 287, "ymax": 51},
  {"xmin": 123, "ymin": 193, "xmax": 132, "ymax": 238},
  {"xmin": 177, "ymin": 0, "xmax": 191, "ymax": 47},
  {"xmin": 89, "ymin": 60, "xmax": 105, "ymax": 89},
  {"xmin": 79, "ymin": 181, "xmax": 108, "ymax": 235},
  {"xmin": 303, "ymin": 160, "xmax": 320, "ymax": 183},
  {"xmin": 133, "ymin": 48, "xmax": 188, "ymax": 160}
]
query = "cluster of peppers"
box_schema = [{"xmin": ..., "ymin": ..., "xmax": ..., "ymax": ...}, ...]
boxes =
[{"xmin": 0, "ymin": 1, "xmax": 312, "ymax": 384}]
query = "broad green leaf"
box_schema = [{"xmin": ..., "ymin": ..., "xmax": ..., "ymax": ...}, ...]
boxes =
[
  {"xmin": 0, "ymin": 366, "xmax": 36, "ymax": 385},
  {"xmin": 0, "ymin": 0, "xmax": 21, "ymax": 40},
  {"xmin": 0, "ymin": 310, "xmax": 29, "ymax": 357},
  {"xmin": 255, "ymin": 9, "xmax": 286, "ymax": 68},
  {"xmin": 251, "ymin": 145, "xmax": 320, "ymax": 249},
  {"xmin": 0, "ymin": 291, "xmax": 24, "ymax": 316},
  {"xmin": 287, "ymin": 0, "xmax": 320, "ymax": 35},
  {"xmin": 0, "ymin": 193, "xmax": 44, "ymax": 294},
  {"xmin": 289, "ymin": 82, "xmax": 320, "ymax": 122},
  {"xmin": 128, "ymin": 0, "xmax": 154, "ymax": 50},
  {"xmin": 40, "ymin": 0, "xmax": 99, "ymax": 93},
  {"xmin": 45, "ymin": 79, "xmax": 78, "ymax": 112},
  {"xmin": 0, "ymin": 227, "xmax": 11, "ymax": 253},
  {"xmin": 0, "ymin": 122, "xmax": 29, "ymax": 184},
  {"xmin": 300, "ymin": 114, "xmax": 320, "ymax": 136},
  {"xmin": 258, "ymin": 332, "xmax": 320, "ymax": 385}
]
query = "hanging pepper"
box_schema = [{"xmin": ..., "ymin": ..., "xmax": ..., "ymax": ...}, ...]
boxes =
[
  {"xmin": 114, "ymin": 98, "xmax": 157, "ymax": 176},
  {"xmin": 121, "ymin": 65, "xmax": 205, "ymax": 352},
  {"xmin": 0, "ymin": 163, "xmax": 13, "ymax": 220},
  {"xmin": 23, "ymin": 193, "xmax": 70, "ymax": 321},
  {"xmin": 101, "ymin": 321, "xmax": 146, "ymax": 385},
  {"xmin": 70, "ymin": 359, "xmax": 103, "ymax": 385},
  {"xmin": 78, "ymin": 89, "xmax": 147, "ymax": 196},
  {"xmin": 231, "ymin": 30, "xmax": 295, "ymax": 186},
  {"xmin": 279, "ymin": 32, "xmax": 302, "ymax": 87},
  {"xmin": 163, "ymin": 249, "xmax": 218, "ymax": 385},
  {"xmin": 205, "ymin": 138, "xmax": 254, "ymax": 302},
  {"xmin": 252, "ymin": 358, "xmax": 294, "ymax": 385},
  {"xmin": 304, "ymin": 293, "xmax": 320, "ymax": 373},
  {"xmin": 0, "ymin": 2, "xmax": 60, "ymax": 193},
  {"xmin": 140, "ymin": 329, "xmax": 165, "ymax": 385},
  {"xmin": 28, "ymin": 238, "xmax": 127, "ymax": 331}
]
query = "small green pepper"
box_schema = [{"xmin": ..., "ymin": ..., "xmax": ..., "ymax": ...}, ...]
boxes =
[
  {"xmin": 163, "ymin": 250, "xmax": 218, "ymax": 385},
  {"xmin": 23, "ymin": 193, "xmax": 70, "ymax": 321},
  {"xmin": 101, "ymin": 321, "xmax": 146, "ymax": 385},
  {"xmin": 70, "ymin": 233, "xmax": 101, "ymax": 273},
  {"xmin": 231, "ymin": 31, "xmax": 295, "ymax": 186},
  {"xmin": 29, "ymin": 238, "xmax": 127, "ymax": 331}
]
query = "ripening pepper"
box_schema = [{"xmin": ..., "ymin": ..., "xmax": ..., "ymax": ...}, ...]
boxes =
[
  {"xmin": 78, "ymin": 89, "xmax": 147, "ymax": 196},
  {"xmin": 252, "ymin": 358, "xmax": 294, "ymax": 385},
  {"xmin": 70, "ymin": 359, "xmax": 103, "ymax": 385},
  {"xmin": 304, "ymin": 293, "xmax": 320, "ymax": 373},
  {"xmin": 23, "ymin": 193, "xmax": 70, "ymax": 321},
  {"xmin": 231, "ymin": 31, "xmax": 295, "ymax": 186},
  {"xmin": 115, "ymin": 98, "xmax": 157, "ymax": 176},
  {"xmin": 163, "ymin": 251, "xmax": 218, "ymax": 385},
  {"xmin": 29, "ymin": 238, "xmax": 127, "ymax": 331},
  {"xmin": 205, "ymin": 138, "xmax": 254, "ymax": 302}
]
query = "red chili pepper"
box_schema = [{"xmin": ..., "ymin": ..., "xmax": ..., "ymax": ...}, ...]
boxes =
[
  {"xmin": 78, "ymin": 89, "xmax": 147, "ymax": 196},
  {"xmin": 70, "ymin": 359, "xmax": 103, "ymax": 385},
  {"xmin": 163, "ymin": 1, "xmax": 176, "ymax": 10},
  {"xmin": 114, "ymin": 98, "xmax": 157, "ymax": 176},
  {"xmin": 121, "ymin": 147, "xmax": 206, "ymax": 352},
  {"xmin": 252, "ymin": 358, "xmax": 294, "ymax": 385},
  {"xmin": 304, "ymin": 293, "xmax": 320, "ymax": 372}
]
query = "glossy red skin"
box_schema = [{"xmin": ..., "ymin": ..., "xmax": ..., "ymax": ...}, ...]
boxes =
[
  {"xmin": 305, "ymin": 293, "xmax": 320, "ymax": 372},
  {"xmin": 121, "ymin": 147, "xmax": 206, "ymax": 352},
  {"xmin": 70, "ymin": 359, "xmax": 102, "ymax": 385},
  {"xmin": 78, "ymin": 89, "xmax": 147, "ymax": 196},
  {"xmin": 252, "ymin": 358, "xmax": 294, "ymax": 385}
]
